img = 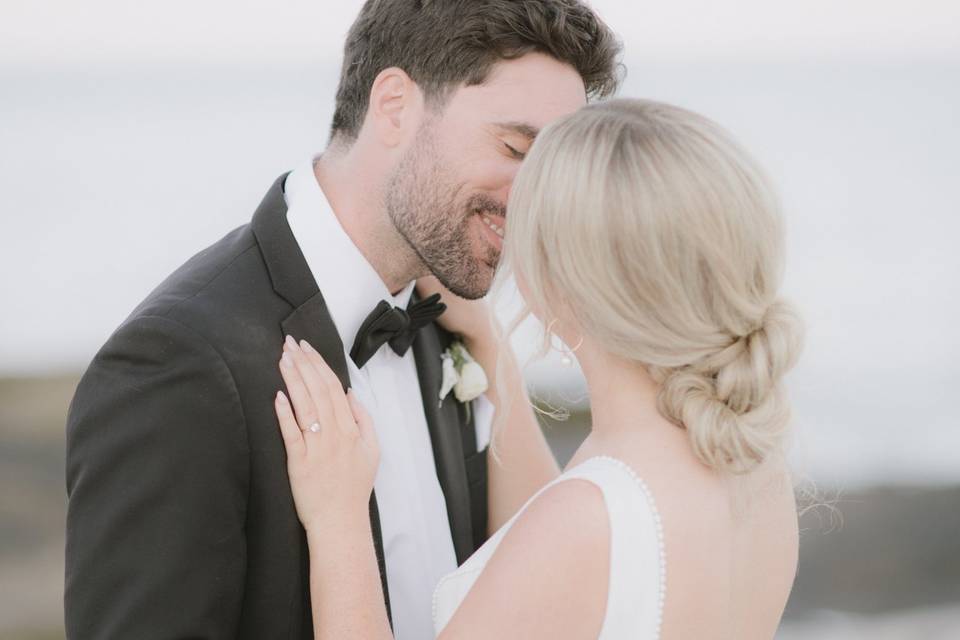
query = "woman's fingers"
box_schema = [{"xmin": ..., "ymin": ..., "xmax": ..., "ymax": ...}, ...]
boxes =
[
  {"xmin": 275, "ymin": 391, "xmax": 305, "ymax": 457},
  {"xmin": 283, "ymin": 336, "xmax": 337, "ymax": 434},
  {"xmin": 299, "ymin": 338, "xmax": 357, "ymax": 437},
  {"xmin": 279, "ymin": 349, "xmax": 321, "ymax": 433}
]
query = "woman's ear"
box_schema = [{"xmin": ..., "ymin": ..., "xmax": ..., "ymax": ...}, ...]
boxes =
[{"xmin": 366, "ymin": 67, "xmax": 422, "ymax": 148}]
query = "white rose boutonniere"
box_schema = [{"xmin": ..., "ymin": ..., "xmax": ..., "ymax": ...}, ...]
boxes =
[
  {"xmin": 438, "ymin": 340, "xmax": 488, "ymax": 414},
  {"xmin": 439, "ymin": 353, "xmax": 459, "ymax": 405},
  {"xmin": 455, "ymin": 360, "xmax": 488, "ymax": 403}
]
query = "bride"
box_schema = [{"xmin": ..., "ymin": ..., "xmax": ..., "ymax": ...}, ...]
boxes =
[{"xmin": 273, "ymin": 98, "xmax": 804, "ymax": 639}]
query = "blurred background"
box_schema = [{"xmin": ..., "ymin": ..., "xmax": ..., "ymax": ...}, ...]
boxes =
[{"xmin": 1, "ymin": 0, "xmax": 958, "ymax": 637}]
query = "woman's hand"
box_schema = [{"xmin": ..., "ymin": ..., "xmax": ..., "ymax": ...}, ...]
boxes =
[
  {"xmin": 416, "ymin": 275, "xmax": 496, "ymax": 345},
  {"xmin": 274, "ymin": 335, "xmax": 379, "ymax": 534}
]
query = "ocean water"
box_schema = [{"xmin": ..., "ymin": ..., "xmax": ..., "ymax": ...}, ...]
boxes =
[{"xmin": 1, "ymin": 59, "xmax": 958, "ymax": 488}]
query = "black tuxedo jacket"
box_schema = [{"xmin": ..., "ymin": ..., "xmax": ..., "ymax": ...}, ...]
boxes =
[{"xmin": 65, "ymin": 174, "xmax": 489, "ymax": 638}]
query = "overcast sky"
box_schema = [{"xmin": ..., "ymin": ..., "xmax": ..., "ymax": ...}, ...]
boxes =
[
  {"xmin": 3, "ymin": 0, "xmax": 959, "ymax": 68},
  {"xmin": 2, "ymin": 1, "xmax": 958, "ymax": 485}
]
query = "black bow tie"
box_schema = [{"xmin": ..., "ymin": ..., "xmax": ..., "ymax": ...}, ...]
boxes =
[{"xmin": 349, "ymin": 292, "xmax": 447, "ymax": 368}]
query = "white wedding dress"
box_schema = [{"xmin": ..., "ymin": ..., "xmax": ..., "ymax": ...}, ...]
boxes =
[{"xmin": 432, "ymin": 456, "xmax": 666, "ymax": 638}]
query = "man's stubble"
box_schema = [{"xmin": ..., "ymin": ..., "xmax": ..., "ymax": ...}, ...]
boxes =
[{"xmin": 385, "ymin": 126, "xmax": 503, "ymax": 300}]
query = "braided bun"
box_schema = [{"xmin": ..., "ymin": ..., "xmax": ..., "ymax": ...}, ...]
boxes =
[{"xmin": 655, "ymin": 300, "xmax": 804, "ymax": 473}]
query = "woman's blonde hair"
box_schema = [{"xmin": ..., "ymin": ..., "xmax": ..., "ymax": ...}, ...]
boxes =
[{"xmin": 495, "ymin": 98, "xmax": 803, "ymax": 474}]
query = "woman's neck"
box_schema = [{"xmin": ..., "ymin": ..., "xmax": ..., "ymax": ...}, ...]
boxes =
[
  {"xmin": 568, "ymin": 344, "xmax": 694, "ymax": 469},
  {"xmin": 576, "ymin": 346, "xmax": 663, "ymax": 438}
]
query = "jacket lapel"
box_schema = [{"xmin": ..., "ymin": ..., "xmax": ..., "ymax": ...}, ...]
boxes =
[
  {"xmin": 279, "ymin": 292, "xmax": 350, "ymax": 390},
  {"xmin": 251, "ymin": 174, "xmax": 392, "ymax": 622},
  {"xmin": 410, "ymin": 299, "xmax": 476, "ymax": 565}
]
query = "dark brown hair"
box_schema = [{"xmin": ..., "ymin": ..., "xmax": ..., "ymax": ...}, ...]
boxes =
[{"xmin": 330, "ymin": 0, "xmax": 624, "ymax": 143}]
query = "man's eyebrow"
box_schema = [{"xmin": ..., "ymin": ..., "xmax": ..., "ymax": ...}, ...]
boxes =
[{"xmin": 494, "ymin": 121, "xmax": 540, "ymax": 141}]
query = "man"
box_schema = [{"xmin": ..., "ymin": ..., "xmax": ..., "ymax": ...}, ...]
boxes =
[{"xmin": 65, "ymin": 0, "xmax": 621, "ymax": 637}]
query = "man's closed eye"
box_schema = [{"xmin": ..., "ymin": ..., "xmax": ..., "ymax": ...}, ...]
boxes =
[{"xmin": 504, "ymin": 143, "xmax": 526, "ymax": 160}]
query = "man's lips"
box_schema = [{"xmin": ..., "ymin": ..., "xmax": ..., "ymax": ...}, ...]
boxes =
[{"xmin": 476, "ymin": 212, "xmax": 505, "ymax": 257}]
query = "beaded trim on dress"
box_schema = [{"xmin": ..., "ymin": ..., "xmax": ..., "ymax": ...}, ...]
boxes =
[
  {"xmin": 431, "ymin": 455, "xmax": 667, "ymax": 638},
  {"xmin": 589, "ymin": 455, "xmax": 666, "ymax": 638}
]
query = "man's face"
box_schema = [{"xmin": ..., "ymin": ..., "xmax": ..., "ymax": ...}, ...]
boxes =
[{"xmin": 385, "ymin": 53, "xmax": 587, "ymax": 299}]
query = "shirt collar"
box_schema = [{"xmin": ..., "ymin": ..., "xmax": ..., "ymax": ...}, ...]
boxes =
[{"xmin": 284, "ymin": 157, "xmax": 416, "ymax": 350}]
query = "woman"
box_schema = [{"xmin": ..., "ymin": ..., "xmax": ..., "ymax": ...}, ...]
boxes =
[{"xmin": 274, "ymin": 98, "xmax": 804, "ymax": 639}]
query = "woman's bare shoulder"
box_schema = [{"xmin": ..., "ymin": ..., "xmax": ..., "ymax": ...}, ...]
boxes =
[{"xmin": 438, "ymin": 478, "xmax": 611, "ymax": 640}]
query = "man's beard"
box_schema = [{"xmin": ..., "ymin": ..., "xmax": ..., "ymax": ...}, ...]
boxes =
[{"xmin": 385, "ymin": 129, "xmax": 504, "ymax": 300}]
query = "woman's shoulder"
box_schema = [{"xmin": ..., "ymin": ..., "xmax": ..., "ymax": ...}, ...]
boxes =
[
  {"xmin": 435, "ymin": 472, "xmax": 613, "ymax": 638},
  {"xmin": 434, "ymin": 456, "xmax": 672, "ymax": 638}
]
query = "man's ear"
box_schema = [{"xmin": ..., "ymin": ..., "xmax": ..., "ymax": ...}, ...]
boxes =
[{"xmin": 367, "ymin": 67, "xmax": 422, "ymax": 148}]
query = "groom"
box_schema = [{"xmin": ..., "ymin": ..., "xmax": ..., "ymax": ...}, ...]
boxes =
[{"xmin": 64, "ymin": 1, "xmax": 620, "ymax": 637}]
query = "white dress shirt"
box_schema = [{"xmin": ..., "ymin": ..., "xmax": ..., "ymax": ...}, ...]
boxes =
[{"xmin": 284, "ymin": 158, "xmax": 493, "ymax": 640}]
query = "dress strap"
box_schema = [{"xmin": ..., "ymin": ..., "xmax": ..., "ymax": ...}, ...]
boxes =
[
  {"xmin": 432, "ymin": 455, "xmax": 666, "ymax": 639},
  {"xmin": 560, "ymin": 456, "xmax": 666, "ymax": 639}
]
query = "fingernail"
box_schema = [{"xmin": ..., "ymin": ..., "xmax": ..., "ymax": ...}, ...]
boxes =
[
  {"xmin": 281, "ymin": 352, "xmax": 293, "ymax": 367},
  {"xmin": 276, "ymin": 390, "xmax": 288, "ymax": 403},
  {"xmin": 285, "ymin": 335, "xmax": 297, "ymax": 349},
  {"xmin": 300, "ymin": 339, "xmax": 314, "ymax": 353}
]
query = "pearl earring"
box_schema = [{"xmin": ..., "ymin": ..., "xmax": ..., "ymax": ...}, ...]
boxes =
[
  {"xmin": 546, "ymin": 318, "xmax": 583, "ymax": 367},
  {"xmin": 560, "ymin": 334, "xmax": 584, "ymax": 367}
]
